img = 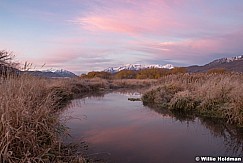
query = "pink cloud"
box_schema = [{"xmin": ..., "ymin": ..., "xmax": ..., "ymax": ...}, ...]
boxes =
[
  {"xmin": 2, "ymin": 0, "xmax": 243, "ymax": 72},
  {"xmin": 71, "ymin": 1, "xmax": 185, "ymax": 36},
  {"xmin": 71, "ymin": 0, "xmax": 240, "ymax": 38},
  {"xmin": 127, "ymin": 29, "xmax": 243, "ymax": 64},
  {"xmin": 75, "ymin": 16, "xmax": 143, "ymax": 35}
]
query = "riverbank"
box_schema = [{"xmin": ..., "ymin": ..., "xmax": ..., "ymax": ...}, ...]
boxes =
[
  {"xmin": 0, "ymin": 74, "xmax": 85, "ymax": 162},
  {"xmin": 0, "ymin": 74, "xmax": 157, "ymax": 162},
  {"xmin": 142, "ymin": 73, "xmax": 243, "ymax": 127}
]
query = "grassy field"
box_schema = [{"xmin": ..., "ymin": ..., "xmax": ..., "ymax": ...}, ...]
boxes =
[{"xmin": 142, "ymin": 73, "xmax": 243, "ymax": 126}]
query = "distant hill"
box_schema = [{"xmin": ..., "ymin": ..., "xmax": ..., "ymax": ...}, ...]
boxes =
[
  {"xmin": 23, "ymin": 69, "xmax": 78, "ymax": 78},
  {"xmin": 103, "ymin": 56, "xmax": 243, "ymax": 74},
  {"xmin": 104, "ymin": 64, "xmax": 174, "ymax": 73},
  {"xmin": 0, "ymin": 64, "xmax": 78, "ymax": 78},
  {"xmin": 187, "ymin": 55, "xmax": 243, "ymax": 73}
]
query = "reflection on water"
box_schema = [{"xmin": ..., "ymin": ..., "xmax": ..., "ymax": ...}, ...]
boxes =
[{"xmin": 62, "ymin": 92, "xmax": 243, "ymax": 163}]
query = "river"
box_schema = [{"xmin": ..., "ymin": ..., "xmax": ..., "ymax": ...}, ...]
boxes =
[{"xmin": 62, "ymin": 92, "xmax": 243, "ymax": 163}]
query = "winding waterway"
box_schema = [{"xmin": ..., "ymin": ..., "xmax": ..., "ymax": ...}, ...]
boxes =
[{"xmin": 62, "ymin": 92, "xmax": 243, "ymax": 163}]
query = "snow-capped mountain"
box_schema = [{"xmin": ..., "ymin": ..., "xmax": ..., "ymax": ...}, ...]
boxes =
[
  {"xmin": 207, "ymin": 55, "xmax": 243, "ymax": 66},
  {"xmin": 24, "ymin": 69, "xmax": 77, "ymax": 78},
  {"xmin": 43, "ymin": 69, "xmax": 77, "ymax": 78},
  {"xmin": 104, "ymin": 64, "xmax": 174, "ymax": 73},
  {"xmin": 187, "ymin": 55, "xmax": 243, "ymax": 73}
]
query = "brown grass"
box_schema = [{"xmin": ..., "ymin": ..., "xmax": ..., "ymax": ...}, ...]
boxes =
[
  {"xmin": 0, "ymin": 74, "xmax": 111, "ymax": 162},
  {"xmin": 0, "ymin": 72, "xmax": 159, "ymax": 162},
  {"xmin": 109, "ymin": 79, "xmax": 158, "ymax": 89},
  {"xmin": 142, "ymin": 73, "xmax": 243, "ymax": 126}
]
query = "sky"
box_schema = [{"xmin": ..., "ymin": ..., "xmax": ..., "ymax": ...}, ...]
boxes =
[{"xmin": 1, "ymin": 0, "xmax": 243, "ymax": 74}]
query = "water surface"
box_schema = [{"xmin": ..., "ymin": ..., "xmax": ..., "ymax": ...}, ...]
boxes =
[{"xmin": 62, "ymin": 92, "xmax": 243, "ymax": 163}]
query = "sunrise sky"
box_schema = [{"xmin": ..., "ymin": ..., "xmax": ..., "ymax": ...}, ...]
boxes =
[{"xmin": 1, "ymin": 0, "xmax": 243, "ymax": 74}]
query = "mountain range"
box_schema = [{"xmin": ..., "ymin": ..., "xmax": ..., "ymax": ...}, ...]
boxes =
[
  {"xmin": 1, "ymin": 55, "xmax": 243, "ymax": 78},
  {"xmin": 20, "ymin": 55, "xmax": 243, "ymax": 77},
  {"xmin": 187, "ymin": 55, "xmax": 243, "ymax": 73},
  {"xmin": 23, "ymin": 69, "xmax": 77, "ymax": 78},
  {"xmin": 104, "ymin": 64, "xmax": 174, "ymax": 73},
  {"xmin": 103, "ymin": 55, "xmax": 243, "ymax": 73}
]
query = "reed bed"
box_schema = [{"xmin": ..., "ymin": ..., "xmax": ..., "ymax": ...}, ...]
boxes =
[
  {"xmin": 0, "ymin": 74, "xmax": 103, "ymax": 163},
  {"xmin": 108, "ymin": 79, "xmax": 158, "ymax": 89},
  {"xmin": 142, "ymin": 73, "xmax": 243, "ymax": 126}
]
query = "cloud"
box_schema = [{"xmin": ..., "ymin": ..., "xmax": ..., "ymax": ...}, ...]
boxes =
[
  {"xmin": 71, "ymin": 0, "xmax": 243, "ymax": 38},
  {"xmin": 71, "ymin": 2, "xmax": 180, "ymax": 36},
  {"xmin": 126, "ymin": 29, "xmax": 243, "ymax": 65},
  {"xmin": 2, "ymin": 0, "xmax": 243, "ymax": 72}
]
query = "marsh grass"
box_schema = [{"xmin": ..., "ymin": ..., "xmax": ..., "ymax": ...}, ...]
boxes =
[
  {"xmin": 0, "ymin": 74, "xmax": 114, "ymax": 162},
  {"xmin": 0, "ymin": 74, "xmax": 84, "ymax": 162},
  {"xmin": 142, "ymin": 73, "xmax": 243, "ymax": 126},
  {"xmin": 3, "ymin": 70, "xmax": 242, "ymax": 162},
  {"xmin": 109, "ymin": 79, "xmax": 158, "ymax": 89},
  {"xmin": 0, "ymin": 72, "xmax": 158, "ymax": 162}
]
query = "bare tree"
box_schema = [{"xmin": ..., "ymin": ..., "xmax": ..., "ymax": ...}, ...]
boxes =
[{"xmin": 0, "ymin": 50, "xmax": 14, "ymax": 66}]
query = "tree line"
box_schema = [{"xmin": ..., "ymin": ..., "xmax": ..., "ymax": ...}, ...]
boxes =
[{"xmin": 82, "ymin": 67, "xmax": 187, "ymax": 79}]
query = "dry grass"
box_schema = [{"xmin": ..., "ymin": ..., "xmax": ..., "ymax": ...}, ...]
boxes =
[
  {"xmin": 109, "ymin": 79, "xmax": 158, "ymax": 89},
  {"xmin": 142, "ymin": 73, "xmax": 243, "ymax": 126},
  {"xmin": 0, "ymin": 74, "xmax": 109, "ymax": 162},
  {"xmin": 3, "ymin": 71, "xmax": 241, "ymax": 162},
  {"xmin": 0, "ymin": 73, "xmax": 158, "ymax": 162}
]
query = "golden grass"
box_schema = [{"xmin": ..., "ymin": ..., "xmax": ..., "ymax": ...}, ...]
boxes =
[
  {"xmin": 0, "ymin": 74, "xmax": 103, "ymax": 162},
  {"xmin": 109, "ymin": 79, "xmax": 158, "ymax": 89},
  {"xmin": 3, "ymin": 71, "xmax": 241, "ymax": 162},
  {"xmin": 0, "ymin": 73, "xmax": 159, "ymax": 162},
  {"xmin": 142, "ymin": 73, "xmax": 243, "ymax": 126}
]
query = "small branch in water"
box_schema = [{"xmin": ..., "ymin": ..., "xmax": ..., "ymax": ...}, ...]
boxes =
[{"xmin": 128, "ymin": 98, "xmax": 141, "ymax": 101}]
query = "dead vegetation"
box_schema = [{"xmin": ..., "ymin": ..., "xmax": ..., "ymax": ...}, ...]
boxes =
[
  {"xmin": 0, "ymin": 71, "xmax": 159, "ymax": 162},
  {"xmin": 0, "ymin": 74, "xmax": 91, "ymax": 162},
  {"xmin": 142, "ymin": 73, "xmax": 243, "ymax": 126}
]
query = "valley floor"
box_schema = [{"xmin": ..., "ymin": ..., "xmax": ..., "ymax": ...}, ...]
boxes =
[{"xmin": 0, "ymin": 72, "xmax": 242, "ymax": 162}]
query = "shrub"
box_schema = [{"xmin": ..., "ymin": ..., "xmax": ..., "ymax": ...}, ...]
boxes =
[
  {"xmin": 169, "ymin": 90, "xmax": 198, "ymax": 112},
  {"xmin": 142, "ymin": 84, "xmax": 184, "ymax": 106}
]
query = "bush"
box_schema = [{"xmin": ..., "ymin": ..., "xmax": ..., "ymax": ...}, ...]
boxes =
[
  {"xmin": 142, "ymin": 84, "xmax": 184, "ymax": 106},
  {"xmin": 169, "ymin": 90, "xmax": 198, "ymax": 112}
]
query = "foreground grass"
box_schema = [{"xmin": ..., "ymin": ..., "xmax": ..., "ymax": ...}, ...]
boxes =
[
  {"xmin": 0, "ymin": 75, "xmax": 118, "ymax": 162},
  {"xmin": 0, "ymin": 74, "xmax": 158, "ymax": 162},
  {"xmin": 142, "ymin": 73, "xmax": 243, "ymax": 126},
  {"xmin": 0, "ymin": 74, "xmax": 89, "ymax": 162}
]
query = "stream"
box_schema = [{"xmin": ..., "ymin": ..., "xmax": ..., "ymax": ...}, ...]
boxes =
[{"xmin": 62, "ymin": 91, "xmax": 243, "ymax": 163}]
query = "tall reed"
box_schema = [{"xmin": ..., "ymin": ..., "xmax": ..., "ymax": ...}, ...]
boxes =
[
  {"xmin": 0, "ymin": 74, "xmax": 85, "ymax": 162},
  {"xmin": 142, "ymin": 73, "xmax": 243, "ymax": 126}
]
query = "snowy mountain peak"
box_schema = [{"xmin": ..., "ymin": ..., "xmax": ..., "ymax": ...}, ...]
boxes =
[
  {"xmin": 104, "ymin": 64, "xmax": 174, "ymax": 73},
  {"xmin": 209, "ymin": 55, "xmax": 243, "ymax": 65},
  {"xmin": 161, "ymin": 64, "xmax": 174, "ymax": 69},
  {"xmin": 41, "ymin": 69, "xmax": 77, "ymax": 78}
]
